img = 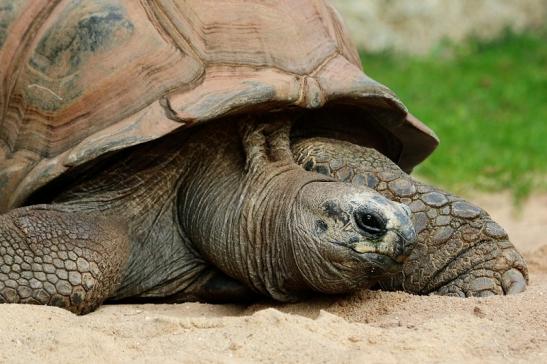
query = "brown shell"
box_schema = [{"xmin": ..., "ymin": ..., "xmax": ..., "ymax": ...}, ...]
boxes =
[{"xmin": 0, "ymin": 0, "xmax": 437, "ymax": 212}]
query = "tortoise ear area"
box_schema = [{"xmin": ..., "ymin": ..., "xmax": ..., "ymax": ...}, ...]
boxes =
[
  {"xmin": 314, "ymin": 219, "xmax": 329, "ymax": 235},
  {"xmin": 321, "ymin": 200, "xmax": 350, "ymax": 226}
]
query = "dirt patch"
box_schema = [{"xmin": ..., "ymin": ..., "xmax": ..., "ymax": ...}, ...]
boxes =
[{"xmin": 0, "ymin": 193, "xmax": 545, "ymax": 363}]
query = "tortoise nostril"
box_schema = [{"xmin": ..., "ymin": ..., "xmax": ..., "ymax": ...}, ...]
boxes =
[{"xmin": 354, "ymin": 210, "xmax": 386, "ymax": 237}]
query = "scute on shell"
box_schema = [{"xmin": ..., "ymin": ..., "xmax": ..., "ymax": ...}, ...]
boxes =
[{"xmin": 0, "ymin": 0, "xmax": 437, "ymax": 212}]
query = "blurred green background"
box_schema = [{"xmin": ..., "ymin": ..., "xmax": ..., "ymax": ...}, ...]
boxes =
[
  {"xmin": 331, "ymin": 1, "xmax": 547, "ymax": 203},
  {"xmin": 361, "ymin": 32, "xmax": 547, "ymax": 203}
]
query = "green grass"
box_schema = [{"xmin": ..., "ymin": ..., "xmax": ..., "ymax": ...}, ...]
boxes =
[{"xmin": 360, "ymin": 31, "xmax": 547, "ymax": 202}]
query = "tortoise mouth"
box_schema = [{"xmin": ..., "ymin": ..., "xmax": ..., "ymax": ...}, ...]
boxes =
[
  {"xmin": 348, "ymin": 230, "xmax": 412, "ymax": 262},
  {"xmin": 356, "ymin": 252, "xmax": 403, "ymax": 275},
  {"xmin": 329, "ymin": 239, "xmax": 405, "ymax": 275},
  {"xmin": 346, "ymin": 230, "xmax": 413, "ymax": 275}
]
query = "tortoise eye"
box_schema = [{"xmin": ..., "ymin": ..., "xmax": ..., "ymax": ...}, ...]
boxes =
[{"xmin": 354, "ymin": 210, "xmax": 386, "ymax": 237}]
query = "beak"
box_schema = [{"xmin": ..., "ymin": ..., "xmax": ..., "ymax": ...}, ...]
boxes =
[{"xmin": 393, "ymin": 227, "xmax": 416, "ymax": 263}]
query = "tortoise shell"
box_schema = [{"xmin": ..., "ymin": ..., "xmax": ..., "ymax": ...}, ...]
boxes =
[{"xmin": 0, "ymin": 0, "xmax": 437, "ymax": 212}]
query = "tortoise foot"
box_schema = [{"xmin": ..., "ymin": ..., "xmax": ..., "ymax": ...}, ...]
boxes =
[{"xmin": 0, "ymin": 205, "xmax": 129, "ymax": 314}]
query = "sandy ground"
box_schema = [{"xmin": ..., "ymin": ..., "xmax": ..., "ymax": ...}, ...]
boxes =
[{"xmin": 0, "ymin": 193, "xmax": 545, "ymax": 363}]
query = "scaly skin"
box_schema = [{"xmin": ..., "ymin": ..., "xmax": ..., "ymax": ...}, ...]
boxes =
[
  {"xmin": 293, "ymin": 137, "xmax": 528, "ymax": 297},
  {"xmin": 0, "ymin": 206, "xmax": 129, "ymax": 314},
  {"xmin": 0, "ymin": 119, "xmax": 415, "ymax": 313}
]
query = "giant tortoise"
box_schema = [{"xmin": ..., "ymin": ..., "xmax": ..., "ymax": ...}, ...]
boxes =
[{"xmin": 0, "ymin": 0, "xmax": 527, "ymax": 314}]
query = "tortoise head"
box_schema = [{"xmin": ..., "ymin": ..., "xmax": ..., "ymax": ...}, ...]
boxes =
[
  {"xmin": 176, "ymin": 118, "xmax": 417, "ymax": 302},
  {"xmin": 287, "ymin": 181, "xmax": 416, "ymax": 295}
]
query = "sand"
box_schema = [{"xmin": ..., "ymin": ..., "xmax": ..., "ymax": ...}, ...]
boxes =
[{"xmin": 0, "ymin": 193, "xmax": 545, "ymax": 363}]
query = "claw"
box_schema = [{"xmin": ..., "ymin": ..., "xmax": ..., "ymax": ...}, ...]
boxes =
[{"xmin": 502, "ymin": 269, "xmax": 527, "ymax": 295}]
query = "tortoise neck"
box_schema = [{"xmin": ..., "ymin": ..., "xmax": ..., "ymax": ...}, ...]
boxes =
[{"xmin": 177, "ymin": 122, "xmax": 320, "ymax": 300}]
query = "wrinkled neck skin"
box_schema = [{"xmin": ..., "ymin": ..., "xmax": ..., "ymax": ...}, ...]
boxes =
[
  {"xmin": 55, "ymin": 118, "xmax": 338, "ymax": 301},
  {"xmin": 178, "ymin": 126, "xmax": 326, "ymax": 301}
]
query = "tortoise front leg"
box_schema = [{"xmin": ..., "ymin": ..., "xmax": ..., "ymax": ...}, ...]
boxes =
[
  {"xmin": 293, "ymin": 138, "xmax": 528, "ymax": 297},
  {"xmin": 0, "ymin": 205, "xmax": 130, "ymax": 314}
]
